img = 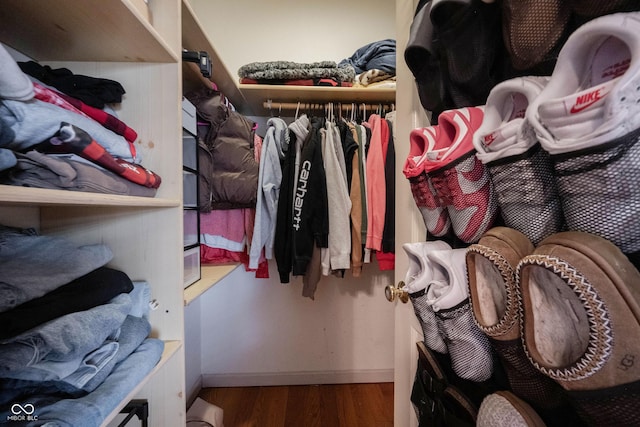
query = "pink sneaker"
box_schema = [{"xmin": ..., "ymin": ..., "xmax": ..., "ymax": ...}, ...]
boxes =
[
  {"xmin": 424, "ymin": 107, "xmax": 499, "ymax": 243},
  {"xmin": 404, "ymin": 127, "xmax": 451, "ymax": 237}
]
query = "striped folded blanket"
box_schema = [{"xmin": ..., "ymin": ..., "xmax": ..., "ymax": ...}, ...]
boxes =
[{"xmin": 238, "ymin": 60, "xmax": 355, "ymax": 83}]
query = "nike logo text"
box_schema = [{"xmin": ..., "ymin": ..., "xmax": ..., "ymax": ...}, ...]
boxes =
[
  {"xmin": 482, "ymin": 132, "xmax": 496, "ymax": 147},
  {"xmin": 570, "ymin": 88, "xmax": 604, "ymax": 114}
]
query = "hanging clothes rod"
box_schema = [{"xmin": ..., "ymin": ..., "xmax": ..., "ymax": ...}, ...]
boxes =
[{"xmin": 262, "ymin": 101, "xmax": 394, "ymax": 111}]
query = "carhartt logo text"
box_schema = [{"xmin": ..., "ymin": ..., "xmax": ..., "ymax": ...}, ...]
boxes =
[{"xmin": 293, "ymin": 160, "xmax": 312, "ymax": 231}]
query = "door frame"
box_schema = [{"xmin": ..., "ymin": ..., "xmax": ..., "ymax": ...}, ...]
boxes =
[{"xmin": 394, "ymin": 0, "xmax": 432, "ymax": 424}]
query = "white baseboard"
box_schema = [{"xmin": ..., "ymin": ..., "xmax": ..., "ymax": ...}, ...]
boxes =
[{"xmin": 201, "ymin": 369, "xmax": 394, "ymax": 388}]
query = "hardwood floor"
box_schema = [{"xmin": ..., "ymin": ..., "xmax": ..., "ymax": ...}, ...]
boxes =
[{"xmin": 198, "ymin": 382, "xmax": 394, "ymax": 427}]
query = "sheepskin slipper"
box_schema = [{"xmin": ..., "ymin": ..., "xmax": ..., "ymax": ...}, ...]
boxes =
[
  {"xmin": 466, "ymin": 227, "xmax": 571, "ymax": 413},
  {"xmin": 466, "ymin": 226, "xmax": 534, "ymax": 339},
  {"xmin": 517, "ymin": 231, "xmax": 640, "ymax": 426}
]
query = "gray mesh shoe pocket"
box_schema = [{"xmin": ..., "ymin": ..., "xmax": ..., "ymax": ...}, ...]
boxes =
[
  {"xmin": 487, "ymin": 144, "xmax": 564, "ymax": 245},
  {"xmin": 435, "ymin": 300, "xmax": 494, "ymax": 382},
  {"xmin": 489, "ymin": 337, "xmax": 568, "ymax": 410},
  {"xmin": 568, "ymin": 379, "xmax": 640, "ymax": 426},
  {"xmin": 552, "ymin": 129, "xmax": 640, "ymax": 254},
  {"xmin": 410, "ymin": 289, "xmax": 448, "ymax": 354}
]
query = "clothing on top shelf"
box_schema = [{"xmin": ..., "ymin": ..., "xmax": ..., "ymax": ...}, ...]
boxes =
[
  {"xmin": 353, "ymin": 69, "xmax": 397, "ymax": 89},
  {"xmin": 339, "ymin": 39, "xmax": 397, "ymax": 75},
  {"xmin": 18, "ymin": 60, "xmax": 126, "ymax": 109},
  {"xmin": 0, "ymin": 43, "xmax": 34, "ymax": 101},
  {"xmin": 0, "ymin": 97, "xmax": 138, "ymax": 163},
  {"xmin": 0, "ymin": 45, "xmax": 162, "ymax": 196},
  {"xmin": 33, "ymin": 81, "xmax": 139, "ymax": 145},
  {"xmin": 238, "ymin": 60, "xmax": 356, "ymax": 85},
  {"xmin": 240, "ymin": 77, "xmax": 354, "ymax": 87}
]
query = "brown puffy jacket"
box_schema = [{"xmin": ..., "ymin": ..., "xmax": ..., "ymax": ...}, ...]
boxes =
[{"xmin": 186, "ymin": 88, "xmax": 258, "ymax": 211}]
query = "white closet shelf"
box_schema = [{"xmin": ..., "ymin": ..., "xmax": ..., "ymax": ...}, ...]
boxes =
[
  {"xmin": 240, "ymin": 84, "xmax": 396, "ymax": 116},
  {"xmin": 0, "ymin": 0, "xmax": 178, "ymax": 63},
  {"xmin": 99, "ymin": 340, "xmax": 182, "ymax": 427},
  {"xmin": 0, "ymin": 185, "xmax": 179, "ymax": 208},
  {"xmin": 183, "ymin": 263, "xmax": 241, "ymax": 306}
]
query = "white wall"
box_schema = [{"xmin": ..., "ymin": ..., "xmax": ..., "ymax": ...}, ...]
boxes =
[
  {"xmin": 199, "ymin": 261, "xmax": 395, "ymax": 386},
  {"xmin": 186, "ymin": 0, "xmax": 397, "ymax": 387},
  {"xmin": 189, "ymin": 0, "xmax": 396, "ymax": 84},
  {"xmin": 184, "ymin": 298, "xmax": 202, "ymax": 402}
]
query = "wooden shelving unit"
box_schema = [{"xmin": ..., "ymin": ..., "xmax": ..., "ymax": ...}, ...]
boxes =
[{"xmin": 0, "ymin": 1, "xmax": 185, "ymax": 425}]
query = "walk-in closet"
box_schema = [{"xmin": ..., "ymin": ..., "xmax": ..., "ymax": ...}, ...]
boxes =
[
  {"xmin": 183, "ymin": 0, "xmax": 399, "ymax": 413},
  {"xmin": 2, "ymin": 0, "xmax": 640, "ymax": 426}
]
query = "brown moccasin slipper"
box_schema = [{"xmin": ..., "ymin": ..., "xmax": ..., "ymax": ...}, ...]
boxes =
[
  {"xmin": 517, "ymin": 231, "xmax": 640, "ymax": 426},
  {"xmin": 466, "ymin": 227, "xmax": 571, "ymax": 414},
  {"xmin": 467, "ymin": 226, "xmax": 534, "ymax": 340}
]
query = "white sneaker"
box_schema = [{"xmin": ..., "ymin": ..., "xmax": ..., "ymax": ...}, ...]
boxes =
[
  {"xmin": 425, "ymin": 248, "xmax": 469, "ymax": 311},
  {"xmin": 527, "ymin": 12, "xmax": 640, "ymax": 153},
  {"xmin": 403, "ymin": 240, "xmax": 452, "ymax": 354},
  {"xmin": 473, "ymin": 76, "xmax": 564, "ymax": 244},
  {"xmin": 427, "ymin": 247, "xmax": 495, "ymax": 382},
  {"xmin": 526, "ymin": 11, "xmax": 640, "ymax": 254},
  {"xmin": 474, "ymin": 76, "xmax": 549, "ymax": 162},
  {"xmin": 402, "ymin": 240, "xmax": 452, "ymax": 293}
]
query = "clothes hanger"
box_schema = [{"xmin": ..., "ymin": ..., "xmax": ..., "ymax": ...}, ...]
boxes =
[{"xmin": 295, "ymin": 101, "xmax": 301, "ymax": 120}]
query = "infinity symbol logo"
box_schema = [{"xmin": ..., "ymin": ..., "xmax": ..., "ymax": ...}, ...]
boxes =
[{"xmin": 11, "ymin": 403, "xmax": 35, "ymax": 415}]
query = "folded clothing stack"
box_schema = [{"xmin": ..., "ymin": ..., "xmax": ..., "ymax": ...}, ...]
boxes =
[{"xmin": 0, "ymin": 225, "xmax": 164, "ymax": 426}]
